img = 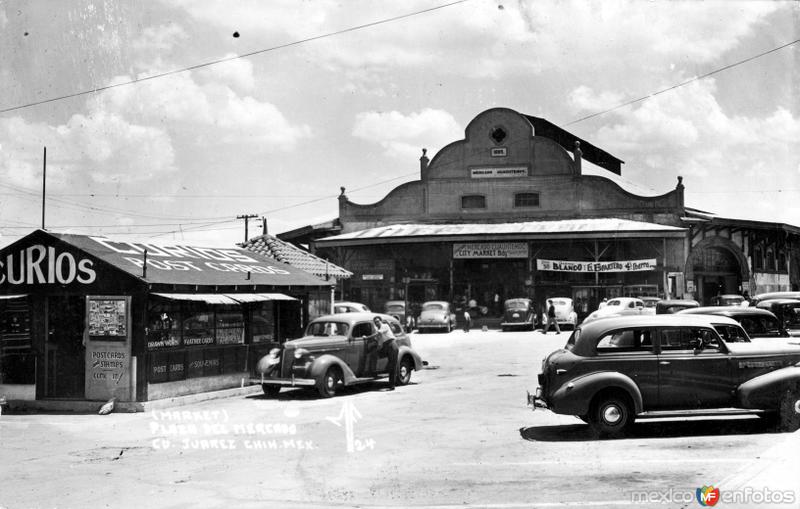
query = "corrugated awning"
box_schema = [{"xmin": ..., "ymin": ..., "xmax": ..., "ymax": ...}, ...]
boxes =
[
  {"xmin": 0, "ymin": 294, "xmax": 27, "ymax": 300},
  {"xmin": 223, "ymin": 293, "xmax": 297, "ymax": 303},
  {"xmin": 152, "ymin": 292, "xmax": 297, "ymax": 304},
  {"xmin": 152, "ymin": 293, "xmax": 240, "ymax": 305}
]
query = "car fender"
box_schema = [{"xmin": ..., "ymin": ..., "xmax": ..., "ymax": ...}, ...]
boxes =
[
  {"xmin": 737, "ymin": 366, "xmax": 800, "ymax": 409},
  {"xmin": 308, "ymin": 355, "xmax": 358, "ymax": 385},
  {"xmin": 398, "ymin": 345, "xmax": 424, "ymax": 371},
  {"xmin": 549, "ymin": 371, "xmax": 644, "ymax": 416}
]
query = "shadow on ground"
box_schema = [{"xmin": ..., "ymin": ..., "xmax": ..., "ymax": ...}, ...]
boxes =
[{"xmin": 520, "ymin": 416, "xmax": 778, "ymax": 442}]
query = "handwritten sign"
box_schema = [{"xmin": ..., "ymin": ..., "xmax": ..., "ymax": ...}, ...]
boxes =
[{"xmin": 537, "ymin": 258, "xmax": 657, "ymax": 272}]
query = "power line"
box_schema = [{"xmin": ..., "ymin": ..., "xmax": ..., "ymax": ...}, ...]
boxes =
[
  {"xmin": 565, "ymin": 37, "xmax": 800, "ymax": 126},
  {"xmin": 0, "ymin": 0, "xmax": 469, "ymax": 115}
]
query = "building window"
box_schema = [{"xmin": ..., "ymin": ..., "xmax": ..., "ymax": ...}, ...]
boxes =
[
  {"xmin": 514, "ymin": 192, "xmax": 540, "ymax": 208},
  {"xmin": 767, "ymin": 249, "xmax": 776, "ymax": 271},
  {"xmin": 461, "ymin": 195, "xmax": 486, "ymax": 209},
  {"xmin": 779, "ymin": 251, "xmax": 787, "ymax": 272},
  {"xmin": 753, "ymin": 247, "xmax": 763, "ymax": 270}
]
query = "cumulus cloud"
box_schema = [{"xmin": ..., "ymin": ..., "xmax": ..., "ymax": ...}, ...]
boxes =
[{"xmin": 352, "ymin": 109, "xmax": 462, "ymax": 159}]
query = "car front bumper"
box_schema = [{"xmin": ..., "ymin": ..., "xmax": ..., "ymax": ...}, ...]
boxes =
[
  {"xmin": 252, "ymin": 375, "xmax": 316, "ymax": 387},
  {"xmin": 526, "ymin": 387, "xmax": 548, "ymax": 410}
]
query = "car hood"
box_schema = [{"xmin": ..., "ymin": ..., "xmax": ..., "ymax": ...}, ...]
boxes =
[{"xmin": 284, "ymin": 335, "xmax": 347, "ymax": 351}]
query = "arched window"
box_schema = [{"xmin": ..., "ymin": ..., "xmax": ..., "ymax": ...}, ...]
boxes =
[
  {"xmin": 461, "ymin": 195, "xmax": 486, "ymax": 209},
  {"xmin": 514, "ymin": 193, "xmax": 540, "ymax": 208},
  {"xmin": 753, "ymin": 246, "xmax": 763, "ymax": 270}
]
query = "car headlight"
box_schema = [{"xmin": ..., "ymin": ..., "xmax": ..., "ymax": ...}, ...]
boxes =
[{"xmin": 294, "ymin": 348, "xmax": 310, "ymax": 359}]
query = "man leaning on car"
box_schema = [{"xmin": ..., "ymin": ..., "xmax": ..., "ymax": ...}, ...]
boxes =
[{"xmin": 372, "ymin": 316, "xmax": 399, "ymax": 390}]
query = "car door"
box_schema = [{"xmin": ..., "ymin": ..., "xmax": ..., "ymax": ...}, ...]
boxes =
[
  {"xmin": 346, "ymin": 321, "xmax": 373, "ymax": 376},
  {"xmin": 593, "ymin": 327, "xmax": 660, "ymax": 411},
  {"xmin": 656, "ymin": 326, "xmax": 736, "ymax": 409}
]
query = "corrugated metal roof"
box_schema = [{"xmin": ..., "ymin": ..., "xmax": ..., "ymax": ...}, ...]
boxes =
[
  {"xmin": 242, "ymin": 234, "xmax": 352, "ymax": 279},
  {"xmin": 319, "ymin": 218, "xmax": 685, "ymax": 243}
]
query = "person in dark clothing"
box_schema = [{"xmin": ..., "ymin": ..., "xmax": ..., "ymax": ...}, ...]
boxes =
[
  {"xmin": 545, "ymin": 299, "xmax": 561, "ymax": 334},
  {"xmin": 373, "ymin": 316, "xmax": 399, "ymax": 390}
]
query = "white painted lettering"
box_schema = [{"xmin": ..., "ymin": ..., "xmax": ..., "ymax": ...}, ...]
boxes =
[
  {"xmin": 26, "ymin": 245, "xmax": 47, "ymax": 283},
  {"xmin": 55, "ymin": 252, "xmax": 77, "ymax": 284},
  {"xmin": 76, "ymin": 259, "xmax": 96, "ymax": 283}
]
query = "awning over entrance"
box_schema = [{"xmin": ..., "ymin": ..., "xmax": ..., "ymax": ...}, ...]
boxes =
[
  {"xmin": 152, "ymin": 292, "xmax": 297, "ymax": 304},
  {"xmin": 316, "ymin": 218, "xmax": 686, "ymax": 246}
]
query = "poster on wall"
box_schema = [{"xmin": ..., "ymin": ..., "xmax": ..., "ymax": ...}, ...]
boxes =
[
  {"xmin": 87, "ymin": 298, "xmax": 127, "ymax": 338},
  {"xmin": 536, "ymin": 258, "xmax": 657, "ymax": 272},
  {"xmin": 85, "ymin": 295, "xmax": 133, "ymax": 401}
]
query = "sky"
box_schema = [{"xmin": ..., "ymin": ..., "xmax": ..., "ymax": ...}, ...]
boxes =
[{"xmin": 0, "ymin": 0, "xmax": 798, "ymax": 248}]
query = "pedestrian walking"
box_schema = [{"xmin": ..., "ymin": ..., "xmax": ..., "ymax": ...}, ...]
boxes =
[
  {"xmin": 463, "ymin": 308, "xmax": 471, "ymax": 332},
  {"xmin": 545, "ymin": 299, "xmax": 561, "ymax": 334}
]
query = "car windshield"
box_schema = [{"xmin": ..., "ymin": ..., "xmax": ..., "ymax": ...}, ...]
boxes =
[
  {"xmin": 714, "ymin": 324, "xmax": 750, "ymax": 343},
  {"xmin": 564, "ymin": 329, "xmax": 579, "ymax": 351},
  {"xmin": 506, "ymin": 300, "xmax": 529, "ymax": 310},
  {"xmin": 737, "ymin": 316, "xmax": 783, "ymax": 335},
  {"xmin": 607, "ymin": 299, "xmax": 622, "ymax": 307},
  {"xmin": 643, "ymin": 300, "xmax": 658, "ymax": 308},
  {"xmin": 307, "ymin": 321, "xmax": 350, "ymax": 337},
  {"xmin": 385, "ymin": 305, "xmax": 405, "ymax": 313},
  {"xmin": 553, "ymin": 299, "xmax": 569, "ymax": 307},
  {"xmin": 423, "ymin": 303, "xmax": 445, "ymax": 311}
]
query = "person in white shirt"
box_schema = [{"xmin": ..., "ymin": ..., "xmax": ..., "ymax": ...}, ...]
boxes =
[{"xmin": 372, "ymin": 316, "xmax": 399, "ymax": 390}]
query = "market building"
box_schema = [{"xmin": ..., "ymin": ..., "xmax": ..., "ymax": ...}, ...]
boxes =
[
  {"xmin": 280, "ymin": 107, "xmax": 800, "ymax": 318},
  {"xmin": 0, "ymin": 229, "xmax": 328, "ymax": 408}
]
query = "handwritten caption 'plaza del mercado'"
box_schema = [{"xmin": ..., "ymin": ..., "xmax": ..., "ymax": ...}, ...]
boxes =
[{"xmin": 148, "ymin": 410, "xmax": 315, "ymax": 451}]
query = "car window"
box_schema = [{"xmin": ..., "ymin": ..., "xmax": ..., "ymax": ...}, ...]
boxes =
[
  {"xmin": 386, "ymin": 305, "xmax": 404, "ymax": 313},
  {"xmin": 659, "ymin": 327, "xmax": 720, "ymax": 351},
  {"xmin": 714, "ymin": 324, "xmax": 749, "ymax": 343},
  {"xmin": 423, "ymin": 303, "xmax": 444, "ymax": 311},
  {"xmin": 351, "ymin": 322, "xmax": 373, "ymax": 338},
  {"xmin": 597, "ymin": 328, "xmax": 653, "ymax": 352},
  {"xmin": 388, "ymin": 322, "xmax": 403, "ymax": 335},
  {"xmin": 308, "ymin": 321, "xmax": 350, "ymax": 336},
  {"xmin": 786, "ymin": 306, "xmax": 800, "ymax": 327},
  {"xmin": 608, "ymin": 300, "xmax": 621, "ymax": 306}
]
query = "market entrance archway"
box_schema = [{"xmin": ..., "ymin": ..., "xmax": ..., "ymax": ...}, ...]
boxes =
[{"xmin": 686, "ymin": 237, "xmax": 749, "ymax": 305}]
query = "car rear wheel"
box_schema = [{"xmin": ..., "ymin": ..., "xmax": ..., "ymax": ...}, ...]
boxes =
[
  {"xmin": 397, "ymin": 357, "xmax": 413, "ymax": 386},
  {"xmin": 318, "ymin": 367, "xmax": 342, "ymax": 398},
  {"xmin": 589, "ymin": 393, "xmax": 634, "ymax": 437},
  {"xmin": 778, "ymin": 381, "xmax": 800, "ymax": 432},
  {"xmin": 261, "ymin": 384, "xmax": 281, "ymax": 398}
]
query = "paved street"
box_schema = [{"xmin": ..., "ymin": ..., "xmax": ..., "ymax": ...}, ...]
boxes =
[{"xmin": 1, "ymin": 329, "xmax": 798, "ymax": 509}]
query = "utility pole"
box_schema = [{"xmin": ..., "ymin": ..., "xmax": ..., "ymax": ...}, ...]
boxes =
[
  {"xmin": 41, "ymin": 146, "xmax": 46, "ymax": 229},
  {"xmin": 237, "ymin": 214, "xmax": 259, "ymax": 243}
]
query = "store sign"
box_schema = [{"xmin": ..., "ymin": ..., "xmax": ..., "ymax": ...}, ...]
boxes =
[
  {"xmin": 85, "ymin": 296, "xmax": 132, "ymax": 401},
  {"xmin": 453, "ymin": 243, "xmax": 529, "ymax": 259},
  {"xmin": 0, "ymin": 245, "xmax": 96, "ymax": 285},
  {"xmin": 90, "ymin": 237, "xmax": 291, "ymax": 275},
  {"xmin": 536, "ymin": 258, "xmax": 657, "ymax": 272},
  {"xmin": 470, "ymin": 166, "xmax": 528, "ymax": 179},
  {"xmin": 362, "ymin": 274, "xmax": 384, "ymax": 280}
]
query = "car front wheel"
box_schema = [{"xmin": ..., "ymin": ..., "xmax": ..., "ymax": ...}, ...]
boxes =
[
  {"xmin": 779, "ymin": 381, "xmax": 800, "ymax": 432},
  {"xmin": 397, "ymin": 357, "xmax": 413, "ymax": 386},
  {"xmin": 589, "ymin": 394, "xmax": 633, "ymax": 437},
  {"xmin": 318, "ymin": 367, "xmax": 342, "ymax": 398}
]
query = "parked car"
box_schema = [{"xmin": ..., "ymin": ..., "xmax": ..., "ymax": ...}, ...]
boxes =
[
  {"xmin": 417, "ymin": 301, "xmax": 456, "ymax": 333},
  {"xmin": 544, "ymin": 297, "xmax": 579, "ymax": 330},
  {"xmin": 710, "ymin": 294, "xmax": 745, "ymax": 306},
  {"xmin": 501, "ymin": 298, "xmax": 536, "ymax": 331},
  {"xmin": 655, "ymin": 299, "xmax": 699, "ymax": 314},
  {"xmin": 253, "ymin": 313, "xmax": 424, "ymax": 398},
  {"xmin": 529, "ymin": 314, "xmax": 800, "ymax": 436},
  {"xmin": 678, "ymin": 306, "xmax": 789, "ymax": 339},
  {"xmin": 582, "ymin": 297, "xmax": 645, "ymax": 324},
  {"xmin": 750, "ymin": 291, "xmax": 800, "ymax": 307},
  {"xmin": 384, "ymin": 300, "xmax": 416, "ymax": 331},
  {"xmin": 333, "ymin": 301, "xmax": 371, "ymax": 314},
  {"xmin": 640, "ymin": 297, "xmax": 660, "ymax": 315},
  {"xmin": 755, "ymin": 299, "xmax": 800, "ymax": 336}
]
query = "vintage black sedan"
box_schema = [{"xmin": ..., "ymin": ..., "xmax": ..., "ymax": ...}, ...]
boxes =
[
  {"xmin": 253, "ymin": 313, "xmax": 424, "ymax": 398},
  {"xmin": 529, "ymin": 314, "xmax": 800, "ymax": 436},
  {"xmin": 678, "ymin": 306, "xmax": 789, "ymax": 339},
  {"xmin": 501, "ymin": 298, "xmax": 537, "ymax": 331},
  {"xmin": 756, "ymin": 299, "xmax": 800, "ymax": 336}
]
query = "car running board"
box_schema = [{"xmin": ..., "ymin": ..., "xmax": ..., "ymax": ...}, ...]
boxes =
[{"xmin": 636, "ymin": 408, "xmax": 767, "ymax": 419}]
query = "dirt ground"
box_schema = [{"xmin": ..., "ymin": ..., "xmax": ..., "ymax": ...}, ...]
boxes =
[{"xmin": 1, "ymin": 329, "xmax": 798, "ymax": 508}]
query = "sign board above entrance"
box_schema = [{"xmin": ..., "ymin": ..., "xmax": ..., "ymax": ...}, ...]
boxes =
[
  {"xmin": 470, "ymin": 166, "xmax": 528, "ymax": 179},
  {"xmin": 453, "ymin": 242, "xmax": 528, "ymax": 259},
  {"xmin": 537, "ymin": 258, "xmax": 657, "ymax": 272}
]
